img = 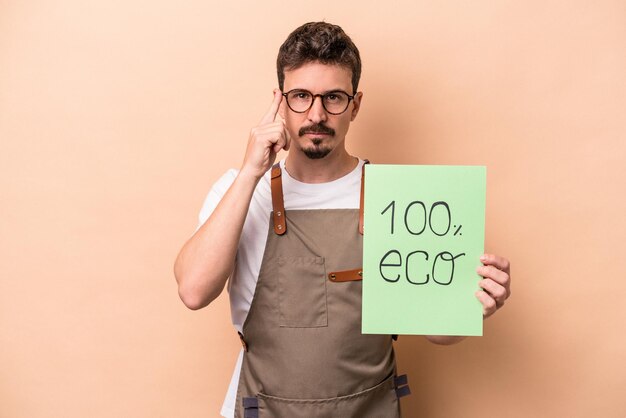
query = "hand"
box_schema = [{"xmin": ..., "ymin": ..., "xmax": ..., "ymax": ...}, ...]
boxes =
[
  {"xmin": 240, "ymin": 89, "xmax": 291, "ymax": 180},
  {"xmin": 475, "ymin": 254, "xmax": 511, "ymax": 319}
]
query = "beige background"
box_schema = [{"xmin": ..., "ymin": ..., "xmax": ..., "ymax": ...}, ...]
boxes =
[{"xmin": 1, "ymin": 1, "xmax": 625, "ymax": 417}]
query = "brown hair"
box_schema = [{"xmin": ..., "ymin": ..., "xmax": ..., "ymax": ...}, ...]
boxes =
[{"xmin": 277, "ymin": 22, "xmax": 362, "ymax": 93}]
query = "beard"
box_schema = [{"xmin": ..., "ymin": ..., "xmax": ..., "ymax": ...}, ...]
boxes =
[
  {"xmin": 299, "ymin": 123, "xmax": 335, "ymax": 160},
  {"xmin": 302, "ymin": 140, "xmax": 332, "ymax": 159}
]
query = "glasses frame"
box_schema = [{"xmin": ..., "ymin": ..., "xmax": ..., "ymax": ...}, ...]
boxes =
[{"xmin": 282, "ymin": 89, "xmax": 355, "ymax": 115}]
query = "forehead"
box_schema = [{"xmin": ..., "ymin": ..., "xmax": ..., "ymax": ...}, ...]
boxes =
[{"xmin": 283, "ymin": 62, "xmax": 353, "ymax": 92}]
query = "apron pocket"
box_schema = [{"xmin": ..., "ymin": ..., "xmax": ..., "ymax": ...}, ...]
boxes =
[
  {"xmin": 278, "ymin": 256, "xmax": 327, "ymax": 328},
  {"xmin": 256, "ymin": 373, "xmax": 399, "ymax": 418}
]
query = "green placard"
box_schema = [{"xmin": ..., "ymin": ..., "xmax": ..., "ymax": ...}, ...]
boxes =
[{"xmin": 362, "ymin": 165, "xmax": 486, "ymax": 336}]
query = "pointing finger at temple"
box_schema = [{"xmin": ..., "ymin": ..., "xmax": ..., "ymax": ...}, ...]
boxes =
[{"xmin": 259, "ymin": 89, "xmax": 283, "ymax": 125}]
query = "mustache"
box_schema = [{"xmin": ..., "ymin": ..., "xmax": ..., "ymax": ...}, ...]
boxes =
[{"xmin": 299, "ymin": 123, "xmax": 335, "ymax": 137}]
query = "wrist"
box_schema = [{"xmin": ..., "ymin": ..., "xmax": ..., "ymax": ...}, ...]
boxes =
[{"xmin": 237, "ymin": 166, "xmax": 264, "ymax": 186}]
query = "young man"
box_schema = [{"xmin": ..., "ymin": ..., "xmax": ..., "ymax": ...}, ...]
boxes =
[{"xmin": 174, "ymin": 22, "xmax": 511, "ymax": 418}]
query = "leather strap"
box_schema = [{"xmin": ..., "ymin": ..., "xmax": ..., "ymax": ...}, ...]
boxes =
[
  {"xmin": 238, "ymin": 331, "xmax": 249, "ymax": 352},
  {"xmin": 328, "ymin": 160, "xmax": 370, "ymax": 283},
  {"xmin": 270, "ymin": 163, "xmax": 286, "ymax": 235},
  {"xmin": 359, "ymin": 159, "xmax": 370, "ymax": 235},
  {"xmin": 271, "ymin": 159, "xmax": 369, "ymax": 236},
  {"xmin": 328, "ymin": 268, "xmax": 362, "ymax": 282}
]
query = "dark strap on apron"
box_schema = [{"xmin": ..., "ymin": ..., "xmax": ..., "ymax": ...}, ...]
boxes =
[
  {"xmin": 270, "ymin": 163, "xmax": 286, "ymax": 235},
  {"xmin": 270, "ymin": 160, "xmax": 369, "ymax": 236},
  {"xmin": 394, "ymin": 374, "xmax": 411, "ymax": 398},
  {"xmin": 242, "ymin": 397, "xmax": 259, "ymax": 418}
]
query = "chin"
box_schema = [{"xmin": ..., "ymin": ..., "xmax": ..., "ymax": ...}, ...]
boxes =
[
  {"xmin": 299, "ymin": 136, "xmax": 334, "ymax": 159},
  {"xmin": 302, "ymin": 145, "xmax": 332, "ymax": 159},
  {"xmin": 301, "ymin": 141, "xmax": 333, "ymax": 160}
]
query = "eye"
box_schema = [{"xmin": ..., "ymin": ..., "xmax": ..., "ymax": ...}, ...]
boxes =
[
  {"xmin": 289, "ymin": 91, "xmax": 311, "ymax": 101},
  {"xmin": 324, "ymin": 92, "xmax": 346, "ymax": 103}
]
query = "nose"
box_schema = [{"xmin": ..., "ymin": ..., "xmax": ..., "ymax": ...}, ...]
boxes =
[{"xmin": 307, "ymin": 95, "xmax": 328, "ymax": 124}]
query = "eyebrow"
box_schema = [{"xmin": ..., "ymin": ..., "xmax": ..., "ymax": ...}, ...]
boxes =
[{"xmin": 289, "ymin": 88, "xmax": 350, "ymax": 94}]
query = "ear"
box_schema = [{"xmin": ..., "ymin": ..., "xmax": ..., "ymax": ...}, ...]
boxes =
[
  {"xmin": 279, "ymin": 93, "xmax": 286, "ymax": 119},
  {"xmin": 350, "ymin": 91, "xmax": 363, "ymax": 121}
]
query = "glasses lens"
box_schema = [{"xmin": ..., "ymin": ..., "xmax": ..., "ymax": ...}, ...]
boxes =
[
  {"xmin": 323, "ymin": 92, "xmax": 350, "ymax": 114},
  {"xmin": 287, "ymin": 90, "xmax": 313, "ymax": 112}
]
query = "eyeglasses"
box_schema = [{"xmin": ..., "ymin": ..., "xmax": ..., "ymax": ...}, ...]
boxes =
[{"xmin": 282, "ymin": 89, "xmax": 355, "ymax": 115}]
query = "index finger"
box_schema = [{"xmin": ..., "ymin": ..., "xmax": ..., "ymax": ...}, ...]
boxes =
[
  {"xmin": 480, "ymin": 253, "xmax": 510, "ymax": 273},
  {"xmin": 259, "ymin": 89, "xmax": 283, "ymax": 125}
]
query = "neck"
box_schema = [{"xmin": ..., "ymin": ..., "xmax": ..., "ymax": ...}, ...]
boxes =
[{"xmin": 285, "ymin": 147, "xmax": 358, "ymax": 183}]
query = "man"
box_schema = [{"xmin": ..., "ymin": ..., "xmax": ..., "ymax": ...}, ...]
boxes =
[{"xmin": 174, "ymin": 22, "xmax": 511, "ymax": 418}]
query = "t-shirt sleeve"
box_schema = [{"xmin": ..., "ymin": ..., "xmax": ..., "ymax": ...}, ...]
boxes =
[{"xmin": 196, "ymin": 169, "xmax": 239, "ymax": 231}]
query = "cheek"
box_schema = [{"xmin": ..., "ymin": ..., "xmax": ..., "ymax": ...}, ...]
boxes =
[{"xmin": 335, "ymin": 116, "xmax": 352, "ymax": 133}]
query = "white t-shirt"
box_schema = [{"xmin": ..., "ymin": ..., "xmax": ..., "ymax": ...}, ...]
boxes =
[{"xmin": 196, "ymin": 158, "xmax": 365, "ymax": 418}]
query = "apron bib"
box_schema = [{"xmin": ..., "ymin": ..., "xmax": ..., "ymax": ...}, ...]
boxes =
[{"xmin": 234, "ymin": 162, "xmax": 410, "ymax": 418}]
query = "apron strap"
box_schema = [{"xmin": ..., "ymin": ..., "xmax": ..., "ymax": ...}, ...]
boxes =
[
  {"xmin": 242, "ymin": 397, "xmax": 259, "ymax": 418},
  {"xmin": 359, "ymin": 159, "xmax": 370, "ymax": 235},
  {"xmin": 326, "ymin": 160, "xmax": 370, "ymax": 282},
  {"xmin": 394, "ymin": 374, "xmax": 411, "ymax": 398},
  {"xmin": 271, "ymin": 159, "xmax": 369, "ymax": 236},
  {"xmin": 238, "ymin": 331, "xmax": 249, "ymax": 352},
  {"xmin": 270, "ymin": 163, "xmax": 287, "ymax": 235}
]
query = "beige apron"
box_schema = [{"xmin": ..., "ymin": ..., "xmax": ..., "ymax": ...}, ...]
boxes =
[{"xmin": 234, "ymin": 162, "xmax": 410, "ymax": 418}]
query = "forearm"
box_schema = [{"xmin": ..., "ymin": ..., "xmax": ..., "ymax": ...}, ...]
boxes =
[
  {"xmin": 175, "ymin": 89, "xmax": 289, "ymax": 310},
  {"xmin": 174, "ymin": 171, "xmax": 259, "ymax": 310}
]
